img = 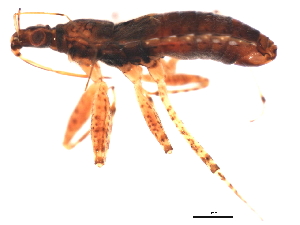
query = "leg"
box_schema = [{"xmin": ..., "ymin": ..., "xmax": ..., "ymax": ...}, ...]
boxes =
[
  {"xmin": 63, "ymin": 62, "xmax": 116, "ymax": 168},
  {"xmin": 63, "ymin": 82, "xmax": 98, "ymax": 150},
  {"xmin": 79, "ymin": 62, "xmax": 115, "ymax": 167},
  {"xmin": 63, "ymin": 61, "xmax": 108, "ymax": 149},
  {"xmin": 143, "ymin": 59, "xmax": 263, "ymax": 220},
  {"xmin": 63, "ymin": 84, "xmax": 116, "ymax": 150},
  {"xmin": 118, "ymin": 64, "xmax": 173, "ymax": 154},
  {"xmin": 141, "ymin": 58, "xmax": 209, "ymax": 95},
  {"xmin": 90, "ymin": 80, "xmax": 113, "ymax": 167}
]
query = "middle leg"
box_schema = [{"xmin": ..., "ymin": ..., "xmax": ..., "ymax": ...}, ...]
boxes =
[{"xmin": 118, "ymin": 64, "xmax": 173, "ymax": 154}]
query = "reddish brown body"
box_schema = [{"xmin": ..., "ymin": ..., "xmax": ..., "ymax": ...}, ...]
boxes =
[
  {"xmin": 10, "ymin": 11, "xmax": 276, "ymax": 221},
  {"xmin": 11, "ymin": 11, "xmax": 277, "ymax": 68}
]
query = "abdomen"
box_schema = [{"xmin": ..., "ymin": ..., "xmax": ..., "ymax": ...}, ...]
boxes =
[{"xmin": 113, "ymin": 11, "xmax": 276, "ymax": 66}]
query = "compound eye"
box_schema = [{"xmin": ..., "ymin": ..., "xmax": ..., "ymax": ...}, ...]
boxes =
[{"xmin": 30, "ymin": 29, "xmax": 46, "ymax": 46}]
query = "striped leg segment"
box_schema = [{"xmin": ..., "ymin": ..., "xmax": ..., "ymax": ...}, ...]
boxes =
[
  {"xmin": 63, "ymin": 62, "xmax": 116, "ymax": 167},
  {"xmin": 143, "ymin": 59, "xmax": 263, "ymax": 220},
  {"xmin": 119, "ymin": 65, "xmax": 173, "ymax": 154}
]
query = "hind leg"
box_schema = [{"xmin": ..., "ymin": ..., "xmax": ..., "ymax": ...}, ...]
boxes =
[
  {"xmin": 141, "ymin": 58, "xmax": 209, "ymax": 95},
  {"xmin": 141, "ymin": 58, "xmax": 263, "ymax": 220}
]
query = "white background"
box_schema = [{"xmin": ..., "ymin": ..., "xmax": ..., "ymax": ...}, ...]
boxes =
[{"xmin": 1, "ymin": 1, "xmax": 299, "ymax": 224}]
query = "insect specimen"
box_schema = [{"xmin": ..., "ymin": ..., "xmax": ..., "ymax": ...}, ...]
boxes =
[{"xmin": 11, "ymin": 10, "xmax": 277, "ymax": 220}]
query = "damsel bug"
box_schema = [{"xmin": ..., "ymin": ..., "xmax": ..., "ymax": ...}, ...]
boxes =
[{"xmin": 10, "ymin": 10, "xmax": 277, "ymax": 220}]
